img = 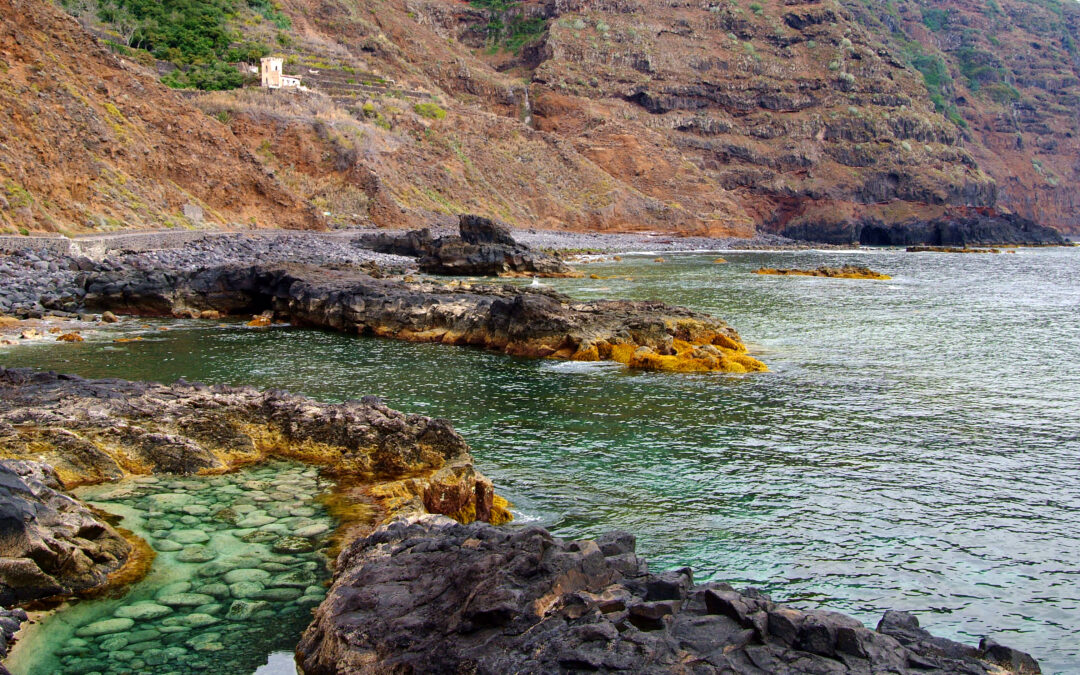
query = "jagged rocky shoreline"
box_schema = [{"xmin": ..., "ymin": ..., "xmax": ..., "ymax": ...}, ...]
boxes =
[
  {"xmin": 301, "ymin": 516, "xmax": 1039, "ymax": 674},
  {"xmin": 0, "ymin": 368, "xmax": 506, "ymax": 607},
  {"xmin": 74, "ymin": 262, "xmax": 765, "ymax": 373},
  {"xmin": 0, "ymin": 371, "xmax": 1044, "ymax": 674}
]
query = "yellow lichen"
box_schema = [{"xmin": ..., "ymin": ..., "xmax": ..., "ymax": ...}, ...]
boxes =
[{"xmin": 754, "ymin": 266, "xmax": 891, "ymax": 280}]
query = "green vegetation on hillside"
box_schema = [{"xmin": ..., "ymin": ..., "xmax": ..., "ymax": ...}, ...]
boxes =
[
  {"xmin": 58, "ymin": 0, "xmax": 283, "ymax": 90},
  {"xmin": 468, "ymin": 0, "xmax": 548, "ymax": 52}
]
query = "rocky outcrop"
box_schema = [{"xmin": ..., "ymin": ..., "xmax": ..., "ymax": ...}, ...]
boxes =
[
  {"xmin": 783, "ymin": 211, "xmax": 1069, "ymax": 246},
  {"xmin": 297, "ymin": 516, "xmax": 1041, "ymax": 674},
  {"xmin": 754, "ymin": 265, "xmax": 891, "ymax": 280},
  {"xmin": 0, "ymin": 367, "xmax": 509, "ymax": 603},
  {"xmin": 79, "ymin": 262, "xmax": 767, "ymax": 373},
  {"xmin": 0, "ymin": 459, "xmax": 131, "ymax": 605},
  {"xmin": 360, "ymin": 215, "xmax": 578, "ymax": 277}
]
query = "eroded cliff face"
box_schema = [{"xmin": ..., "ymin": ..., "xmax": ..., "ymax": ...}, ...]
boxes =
[
  {"xmin": 8, "ymin": 0, "xmax": 1076, "ymax": 239},
  {"xmin": 0, "ymin": 0, "xmax": 320, "ymax": 235},
  {"xmin": 843, "ymin": 0, "xmax": 1080, "ymax": 235},
  {"xmin": 222, "ymin": 0, "xmax": 1075, "ymax": 240}
]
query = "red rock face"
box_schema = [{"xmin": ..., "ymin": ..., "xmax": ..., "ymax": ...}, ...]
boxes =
[
  {"xmin": 6, "ymin": 0, "xmax": 1075, "ymax": 237},
  {"xmin": 0, "ymin": 0, "xmax": 319, "ymax": 234},
  {"xmin": 260, "ymin": 0, "xmax": 1076, "ymax": 237},
  {"xmin": 849, "ymin": 0, "xmax": 1080, "ymax": 235}
]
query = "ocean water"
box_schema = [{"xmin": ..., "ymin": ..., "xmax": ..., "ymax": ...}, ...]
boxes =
[{"xmin": 3, "ymin": 248, "xmax": 1078, "ymax": 672}]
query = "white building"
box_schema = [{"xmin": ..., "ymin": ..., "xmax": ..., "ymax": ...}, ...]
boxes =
[{"xmin": 260, "ymin": 57, "xmax": 301, "ymax": 89}]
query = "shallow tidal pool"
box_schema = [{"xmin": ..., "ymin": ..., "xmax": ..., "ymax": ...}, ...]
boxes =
[{"xmin": 8, "ymin": 462, "xmax": 333, "ymax": 675}]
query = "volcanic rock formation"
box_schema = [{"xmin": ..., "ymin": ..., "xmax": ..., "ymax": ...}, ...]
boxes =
[
  {"xmin": 360, "ymin": 215, "xmax": 578, "ymax": 277},
  {"xmin": 297, "ymin": 515, "xmax": 1041, "ymax": 674},
  {"xmin": 77, "ymin": 263, "xmax": 766, "ymax": 373},
  {"xmin": 0, "ymin": 459, "xmax": 131, "ymax": 605},
  {"xmin": 0, "ymin": 368, "xmax": 507, "ymax": 602}
]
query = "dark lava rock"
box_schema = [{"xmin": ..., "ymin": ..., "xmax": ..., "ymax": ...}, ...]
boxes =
[
  {"xmin": 0, "ymin": 459, "xmax": 131, "ymax": 606},
  {"xmin": 297, "ymin": 516, "xmax": 1041, "ymax": 674},
  {"xmin": 78, "ymin": 262, "xmax": 755, "ymax": 371},
  {"xmin": 783, "ymin": 211, "xmax": 1068, "ymax": 246},
  {"xmin": 360, "ymin": 214, "xmax": 578, "ymax": 277}
]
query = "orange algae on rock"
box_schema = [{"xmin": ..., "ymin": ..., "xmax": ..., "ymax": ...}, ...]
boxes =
[
  {"xmin": 572, "ymin": 321, "xmax": 766, "ymax": 374},
  {"xmin": 55, "ymin": 333, "xmax": 83, "ymax": 342},
  {"xmin": 754, "ymin": 265, "xmax": 891, "ymax": 280}
]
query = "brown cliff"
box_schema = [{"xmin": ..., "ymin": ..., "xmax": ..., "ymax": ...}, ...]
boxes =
[{"xmin": 0, "ymin": 0, "xmax": 320, "ymax": 235}]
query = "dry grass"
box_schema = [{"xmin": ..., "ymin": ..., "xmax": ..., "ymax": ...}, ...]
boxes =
[{"xmin": 192, "ymin": 88, "xmax": 357, "ymax": 124}]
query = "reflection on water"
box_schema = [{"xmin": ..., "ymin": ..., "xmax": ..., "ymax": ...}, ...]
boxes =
[
  {"xmin": 7, "ymin": 463, "xmax": 331, "ymax": 675},
  {"xmin": 3, "ymin": 248, "xmax": 1079, "ymax": 672}
]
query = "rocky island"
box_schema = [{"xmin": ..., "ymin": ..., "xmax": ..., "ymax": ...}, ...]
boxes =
[{"xmin": 359, "ymin": 215, "xmax": 580, "ymax": 278}]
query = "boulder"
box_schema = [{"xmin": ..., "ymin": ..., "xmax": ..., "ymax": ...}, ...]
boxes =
[
  {"xmin": 359, "ymin": 215, "xmax": 578, "ymax": 277},
  {"xmin": 0, "ymin": 460, "xmax": 131, "ymax": 605},
  {"xmin": 297, "ymin": 516, "xmax": 1041, "ymax": 675}
]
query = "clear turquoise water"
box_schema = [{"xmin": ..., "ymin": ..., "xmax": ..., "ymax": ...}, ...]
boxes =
[
  {"xmin": 3, "ymin": 248, "xmax": 1078, "ymax": 672},
  {"xmin": 6, "ymin": 462, "xmax": 333, "ymax": 675}
]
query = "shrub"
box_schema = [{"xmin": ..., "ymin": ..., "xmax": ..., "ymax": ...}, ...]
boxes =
[
  {"xmin": 749, "ymin": 2, "xmax": 763, "ymax": 15},
  {"xmin": 413, "ymin": 102, "xmax": 447, "ymax": 120},
  {"xmin": 163, "ymin": 62, "xmax": 245, "ymax": 91},
  {"xmin": 984, "ymin": 82, "xmax": 1021, "ymax": 104},
  {"xmin": 921, "ymin": 8, "xmax": 949, "ymax": 32}
]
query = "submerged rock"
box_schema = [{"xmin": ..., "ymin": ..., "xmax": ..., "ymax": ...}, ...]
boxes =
[
  {"xmin": 297, "ymin": 516, "xmax": 1040, "ymax": 675},
  {"xmin": 753, "ymin": 265, "xmax": 891, "ymax": 280},
  {"xmin": 360, "ymin": 214, "xmax": 578, "ymax": 278}
]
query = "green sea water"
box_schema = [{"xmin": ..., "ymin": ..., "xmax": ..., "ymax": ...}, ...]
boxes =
[
  {"xmin": 5, "ymin": 463, "xmax": 333, "ymax": 675},
  {"xmin": 3, "ymin": 248, "xmax": 1078, "ymax": 672}
]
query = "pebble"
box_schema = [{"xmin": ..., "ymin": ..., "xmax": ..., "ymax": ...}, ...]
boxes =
[
  {"xmin": 170, "ymin": 529, "xmax": 210, "ymax": 544},
  {"xmin": 176, "ymin": 546, "xmax": 216, "ymax": 563},
  {"xmin": 223, "ymin": 569, "xmax": 270, "ymax": 584},
  {"xmin": 228, "ymin": 581, "xmax": 265, "ymax": 599},
  {"xmin": 114, "ymin": 603, "xmax": 172, "ymax": 620},
  {"xmin": 75, "ymin": 618, "xmax": 135, "ymax": 637},
  {"xmin": 157, "ymin": 593, "xmax": 216, "ymax": 607},
  {"xmin": 294, "ymin": 523, "xmax": 329, "ymax": 538}
]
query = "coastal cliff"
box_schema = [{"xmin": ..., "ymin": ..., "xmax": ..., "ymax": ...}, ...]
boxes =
[{"xmin": 2, "ymin": 0, "xmax": 1073, "ymax": 242}]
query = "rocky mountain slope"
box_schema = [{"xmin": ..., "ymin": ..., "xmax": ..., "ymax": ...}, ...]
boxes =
[
  {"xmin": 6, "ymin": 0, "xmax": 1077, "ymax": 241},
  {"xmin": 0, "ymin": 0, "xmax": 320, "ymax": 235},
  {"xmin": 198, "ymin": 0, "xmax": 1078, "ymax": 241}
]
